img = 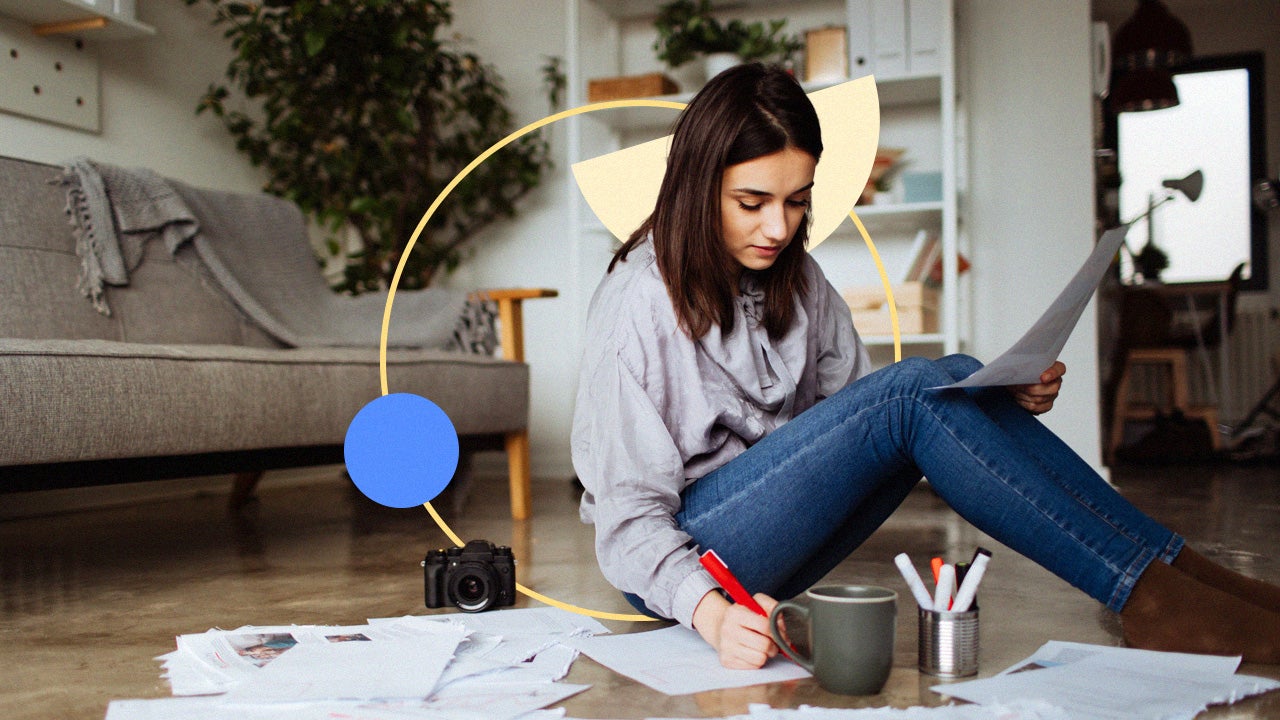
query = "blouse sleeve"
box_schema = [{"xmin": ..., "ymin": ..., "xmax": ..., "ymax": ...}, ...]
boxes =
[
  {"xmin": 571, "ymin": 328, "xmax": 719, "ymax": 628},
  {"xmin": 815, "ymin": 275, "xmax": 872, "ymax": 398}
]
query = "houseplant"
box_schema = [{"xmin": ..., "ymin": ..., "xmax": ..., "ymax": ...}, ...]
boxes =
[
  {"xmin": 653, "ymin": 0, "xmax": 802, "ymax": 86},
  {"xmin": 184, "ymin": 0, "xmax": 555, "ymax": 292}
]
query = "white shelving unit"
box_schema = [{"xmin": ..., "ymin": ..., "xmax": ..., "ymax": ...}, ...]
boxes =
[
  {"xmin": 0, "ymin": 0, "xmax": 154, "ymax": 40},
  {"xmin": 564, "ymin": 0, "xmax": 964, "ymax": 356}
]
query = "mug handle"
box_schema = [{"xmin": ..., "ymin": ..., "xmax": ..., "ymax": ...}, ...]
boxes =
[{"xmin": 768, "ymin": 599, "xmax": 813, "ymax": 672}]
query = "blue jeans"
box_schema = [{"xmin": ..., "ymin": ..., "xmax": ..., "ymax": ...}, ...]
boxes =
[{"xmin": 624, "ymin": 354, "xmax": 1183, "ymax": 618}]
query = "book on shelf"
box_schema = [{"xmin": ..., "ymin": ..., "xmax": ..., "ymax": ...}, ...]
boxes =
[
  {"xmin": 902, "ymin": 229, "xmax": 970, "ymax": 288},
  {"xmin": 903, "ymin": 229, "xmax": 938, "ymax": 284}
]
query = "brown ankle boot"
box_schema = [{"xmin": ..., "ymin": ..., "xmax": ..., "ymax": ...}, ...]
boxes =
[
  {"xmin": 1172, "ymin": 546, "xmax": 1280, "ymax": 614},
  {"xmin": 1121, "ymin": 558, "xmax": 1280, "ymax": 663}
]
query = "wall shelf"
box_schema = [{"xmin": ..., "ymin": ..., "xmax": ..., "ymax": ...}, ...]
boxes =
[
  {"xmin": 585, "ymin": 73, "xmax": 941, "ymax": 134},
  {"xmin": 0, "ymin": 0, "xmax": 154, "ymax": 40}
]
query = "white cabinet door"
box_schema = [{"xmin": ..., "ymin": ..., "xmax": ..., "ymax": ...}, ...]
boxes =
[
  {"xmin": 846, "ymin": 0, "xmax": 875, "ymax": 78},
  {"xmin": 908, "ymin": 0, "xmax": 944, "ymax": 75},
  {"xmin": 849, "ymin": 0, "xmax": 946, "ymax": 79},
  {"xmin": 871, "ymin": 0, "xmax": 908, "ymax": 78}
]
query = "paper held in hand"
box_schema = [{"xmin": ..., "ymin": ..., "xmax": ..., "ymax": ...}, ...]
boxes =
[{"xmin": 932, "ymin": 223, "xmax": 1131, "ymax": 389}]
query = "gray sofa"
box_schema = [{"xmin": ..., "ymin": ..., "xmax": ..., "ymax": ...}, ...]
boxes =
[{"xmin": 0, "ymin": 155, "xmax": 540, "ymax": 518}]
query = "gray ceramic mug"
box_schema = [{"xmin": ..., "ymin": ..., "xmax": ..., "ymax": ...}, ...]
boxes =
[{"xmin": 768, "ymin": 584, "xmax": 897, "ymax": 695}]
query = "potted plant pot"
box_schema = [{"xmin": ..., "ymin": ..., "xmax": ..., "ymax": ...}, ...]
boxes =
[{"xmin": 704, "ymin": 52, "xmax": 741, "ymax": 79}]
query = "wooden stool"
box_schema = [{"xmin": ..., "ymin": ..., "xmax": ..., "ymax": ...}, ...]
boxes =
[{"xmin": 1107, "ymin": 347, "xmax": 1219, "ymax": 462}]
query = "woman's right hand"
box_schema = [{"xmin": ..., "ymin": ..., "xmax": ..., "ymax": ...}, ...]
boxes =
[{"xmin": 692, "ymin": 589, "xmax": 780, "ymax": 669}]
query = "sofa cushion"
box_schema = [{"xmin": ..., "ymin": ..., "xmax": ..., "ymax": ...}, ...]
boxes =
[{"xmin": 0, "ymin": 339, "xmax": 527, "ymax": 466}]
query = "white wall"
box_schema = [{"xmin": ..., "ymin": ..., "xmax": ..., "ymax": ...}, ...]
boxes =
[
  {"xmin": 0, "ymin": 3, "xmax": 261, "ymax": 191},
  {"xmin": 443, "ymin": 2, "xmax": 578, "ymax": 480},
  {"xmin": 957, "ymin": 1, "xmax": 1103, "ymax": 468}
]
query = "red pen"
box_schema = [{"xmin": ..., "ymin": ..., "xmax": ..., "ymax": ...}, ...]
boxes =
[
  {"xmin": 699, "ymin": 549, "xmax": 767, "ymax": 617},
  {"xmin": 930, "ymin": 556, "xmax": 944, "ymax": 584}
]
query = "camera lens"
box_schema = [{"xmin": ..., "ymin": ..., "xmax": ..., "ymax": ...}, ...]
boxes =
[
  {"xmin": 458, "ymin": 576, "xmax": 485, "ymax": 602},
  {"xmin": 449, "ymin": 564, "xmax": 496, "ymax": 612}
]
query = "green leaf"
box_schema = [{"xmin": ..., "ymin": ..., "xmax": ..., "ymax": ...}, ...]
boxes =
[
  {"xmin": 349, "ymin": 197, "xmax": 380, "ymax": 214},
  {"xmin": 305, "ymin": 29, "xmax": 327, "ymax": 57}
]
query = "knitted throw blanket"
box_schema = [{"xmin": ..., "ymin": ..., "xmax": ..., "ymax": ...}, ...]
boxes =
[
  {"xmin": 59, "ymin": 159, "xmax": 473, "ymax": 350},
  {"xmin": 59, "ymin": 157, "xmax": 198, "ymax": 316}
]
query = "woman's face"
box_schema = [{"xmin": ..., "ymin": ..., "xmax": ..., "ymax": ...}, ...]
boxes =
[{"xmin": 719, "ymin": 146, "xmax": 816, "ymax": 275}]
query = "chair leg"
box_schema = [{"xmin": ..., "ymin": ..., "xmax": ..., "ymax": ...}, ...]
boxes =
[
  {"xmin": 229, "ymin": 470, "xmax": 263, "ymax": 513},
  {"xmin": 1108, "ymin": 364, "xmax": 1134, "ymax": 464},
  {"xmin": 505, "ymin": 430, "xmax": 531, "ymax": 520}
]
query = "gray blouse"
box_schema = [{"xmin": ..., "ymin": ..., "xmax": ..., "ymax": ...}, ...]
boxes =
[{"xmin": 571, "ymin": 239, "xmax": 871, "ymax": 628}]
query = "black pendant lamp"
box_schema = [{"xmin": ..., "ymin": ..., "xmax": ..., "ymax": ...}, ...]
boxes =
[{"xmin": 1109, "ymin": 0, "xmax": 1193, "ymax": 113}]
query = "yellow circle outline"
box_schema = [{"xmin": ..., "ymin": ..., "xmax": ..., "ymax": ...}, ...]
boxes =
[{"xmin": 377, "ymin": 98, "xmax": 900, "ymax": 623}]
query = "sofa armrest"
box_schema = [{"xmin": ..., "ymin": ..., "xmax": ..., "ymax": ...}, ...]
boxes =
[{"xmin": 471, "ymin": 288, "xmax": 558, "ymax": 363}]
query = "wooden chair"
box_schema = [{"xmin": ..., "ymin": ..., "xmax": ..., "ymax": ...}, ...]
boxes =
[
  {"xmin": 1107, "ymin": 347, "xmax": 1219, "ymax": 462},
  {"xmin": 1106, "ymin": 265, "xmax": 1243, "ymax": 463},
  {"xmin": 476, "ymin": 288, "xmax": 558, "ymax": 520}
]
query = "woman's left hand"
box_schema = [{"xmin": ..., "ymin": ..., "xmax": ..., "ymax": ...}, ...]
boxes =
[{"xmin": 1009, "ymin": 361, "xmax": 1066, "ymax": 415}]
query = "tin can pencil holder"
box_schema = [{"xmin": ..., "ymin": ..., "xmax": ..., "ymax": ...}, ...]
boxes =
[{"xmin": 917, "ymin": 607, "xmax": 979, "ymax": 677}]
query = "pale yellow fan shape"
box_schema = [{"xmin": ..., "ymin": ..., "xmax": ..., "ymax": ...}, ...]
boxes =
[{"xmin": 572, "ymin": 75, "xmax": 880, "ymax": 249}]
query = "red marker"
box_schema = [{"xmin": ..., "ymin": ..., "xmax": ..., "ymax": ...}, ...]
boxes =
[
  {"xmin": 930, "ymin": 556, "xmax": 944, "ymax": 584},
  {"xmin": 699, "ymin": 549, "xmax": 767, "ymax": 617}
]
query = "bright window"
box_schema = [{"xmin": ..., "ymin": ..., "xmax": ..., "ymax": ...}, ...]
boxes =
[{"xmin": 1114, "ymin": 54, "xmax": 1267, "ymax": 290}]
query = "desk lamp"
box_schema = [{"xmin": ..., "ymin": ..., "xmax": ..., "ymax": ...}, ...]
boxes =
[{"xmin": 1124, "ymin": 169, "xmax": 1203, "ymax": 282}]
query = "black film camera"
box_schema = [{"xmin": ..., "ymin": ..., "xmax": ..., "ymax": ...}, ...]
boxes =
[{"xmin": 423, "ymin": 539, "xmax": 516, "ymax": 613}]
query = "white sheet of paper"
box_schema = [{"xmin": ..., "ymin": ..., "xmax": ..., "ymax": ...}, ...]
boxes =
[
  {"xmin": 421, "ymin": 680, "xmax": 588, "ymax": 720},
  {"xmin": 106, "ymin": 697, "xmax": 435, "ymax": 720},
  {"xmin": 570, "ymin": 624, "xmax": 810, "ymax": 695},
  {"xmin": 726, "ymin": 699, "xmax": 1072, "ymax": 719},
  {"xmin": 223, "ymin": 633, "xmax": 462, "ymax": 702},
  {"xmin": 375, "ymin": 607, "xmax": 609, "ymax": 638},
  {"xmin": 934, "ymin": 224, "xmax": 1131, "ymax": 389},
  {"xmin": 933, "ymin": 642, "xmax": 1280, "ymax": 720},
  {"xmin": 996, "ymin": 640, "xmax": 1240, "ymax": 676},
  {"xmin": 106, "ymin": 696, "xmax": 229, "ymax": 720},
  {"xmin": 640, "ymin": 700, "xmax": 1070, "ymax": 719}
]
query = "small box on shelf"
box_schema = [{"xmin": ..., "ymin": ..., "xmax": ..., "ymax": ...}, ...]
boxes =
[
  {"xmin": 844, "ymin": 281, "xmax": 938, "ymax": 335},
  {"xmin": 804, "ymin": 26, "xmax": 848, "ymax": 83},
  {"xmin": 587, "ymin": 73, "xmax": 678, "ymax": 102},
  {"xmin": 901, "ymin": 171, "xmax": 942, "ymax": 203}
]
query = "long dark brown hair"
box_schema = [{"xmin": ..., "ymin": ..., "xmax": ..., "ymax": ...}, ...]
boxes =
[{"xmin": 609, "ymin": 62, "xmax": 823, "ymax": 339}]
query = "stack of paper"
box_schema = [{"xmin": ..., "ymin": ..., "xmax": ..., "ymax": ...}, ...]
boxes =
[
  {"xmin": 105, "ymin": 607, "xmax": 607, "ymax": 720},
  {"xmin": 933, "ymin": 641, "xmax": 1280, "ymax": 720}
]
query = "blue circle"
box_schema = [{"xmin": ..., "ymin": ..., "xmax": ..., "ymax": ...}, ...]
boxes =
[{"xmin": 344, "ymin": 393, "xmax": 460, "ymax": 508}]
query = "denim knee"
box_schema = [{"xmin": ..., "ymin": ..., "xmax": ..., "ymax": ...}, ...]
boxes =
[
  {"xmin": 937, "ymin": 353, "xmax": 983, "ymax": 380},
  {"xmin": 890, "ymin": 356, "xmax": 954, "ymax": 389}
]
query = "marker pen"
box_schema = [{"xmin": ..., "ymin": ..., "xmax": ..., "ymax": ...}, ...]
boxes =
[
  {"xmin": 699, "ymin": 549, "xmax": 766, "ymax": 616},
  {"xmin": 894, "ymin": 553, "xmax": 935, "ymax": 610},
  {"xmin": 933, "ymin": 563, "xmax": 955, "ymax": 612},
  {"xmin": 951, "ymin": 548, "xmax": 991, "ymax": 613}
]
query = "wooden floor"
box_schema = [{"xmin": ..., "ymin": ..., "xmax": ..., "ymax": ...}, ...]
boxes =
[{"xmin": 2, "ymin": 459, "xmax": 1278, "ymax": 719}]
